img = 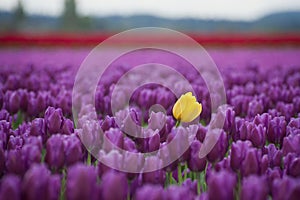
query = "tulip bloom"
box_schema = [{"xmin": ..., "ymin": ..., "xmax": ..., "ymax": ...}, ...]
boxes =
[{"xmin": 172, "ymin": 92, "xmax": 202, "ymax": 123}]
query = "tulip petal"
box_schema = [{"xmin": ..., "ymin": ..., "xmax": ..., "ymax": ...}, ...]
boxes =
[{"xmin": 180, "ymin": 102, "xmax": 202, "ymax": 123}]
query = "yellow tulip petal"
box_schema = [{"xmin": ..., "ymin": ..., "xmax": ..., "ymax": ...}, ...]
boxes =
[{"xmin": 180, "ymin": 102, "xmax": 202, "ymax": 123}]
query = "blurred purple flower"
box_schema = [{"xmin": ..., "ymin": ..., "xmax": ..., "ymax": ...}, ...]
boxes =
[
  {"xmin": 207, "ymin": 170, "xmax": 236, "ymax": 200},
  {"xmin": 0, "ymin": 175, "xmax": 21, "ymax": 200},
  {"xmin": 134, "ymin": 184, "xmax": 165, "ymax": 200},
  {"xmin": 101, "ymin": 170, "xmax": 128, "ymax": 200},
  {"xmin": 240, "ymin": 175, "xmax": 268, "ymax": 200},
  {"xmin": 66, "ymin": 164, "xmax": 98, "ymax": 200},
  {"xmin": 188, "ymin": 140, "xmax": 207, "ymax": 172},
  {"xmin": 45, "ymin": 134, "xmax": 65, "ymax": 170},
  {"xmin": 22, "ymin": 164, "xmax": 61, "ymax": 200},
  {"xmin": 44, "ymin": 107, "xmax": 64, "ymax": 134},
  {"xmin": 272, "ymin": 176, "xmax": 300, "ymax": 200}
]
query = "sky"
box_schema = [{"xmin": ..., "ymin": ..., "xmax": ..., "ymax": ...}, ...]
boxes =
[{"xmin": 0, "ymin": 0, "xmax": 300, "ymax": 21}]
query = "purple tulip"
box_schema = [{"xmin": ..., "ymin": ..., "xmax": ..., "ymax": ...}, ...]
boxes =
[
  {"xmin": 282, "ymin": 134, "xmax": 300, "ymax": 156},
  {"xmin": 287, "ymin": 117, "xmax": 300, "ymax": 136},
  {"xmin": 101, "ymin": 170, "xmax": 128, "ymax": 200},
  {"xmin": 207, "ymin": 130, "xmax": 228, "ymax": 163},
  {"xmin": 272, "ymin": 176, "xmax": 300, "ymax": 200},
  {"xmin": 0, "ymin": 146, "xmax": 5, "ymax": 173},
  {"xmin": 8, "ymin": 91, "xmax": 21, "ymax": 114},
  {"xmin": 268, "ymin": 116, "xmax": 286, "ymax": 145},
  {"xmin": 166, "ymin": 185, "xmax": 195, "ymax": 200},
  {"xmin": 0, "ymin": 89, "xmax": 3, "ymax": 109},
  {"xmin": 188, "ymin": 140, "xmax": 207, "ymax": 172},
  {"xmin": 134, "ymin": 184, "xmax": 165, "ymax": 200},
  {"xmin": 63, "ymin": 134, "xmax": 83, "ymax": 166},
  {"xmin": 182, "ymin": 178, "xmax": 198, "ymax": 195},
  {"xmin": 103, "ymin": 128, "xmax": 124, "ymax": 152},
  {"xmin": 29, "ymin": 118, "xmax": 46, "ymax": 141},
  {"xmin": 142, "ymin": 156, "xmax": 165, "ymax": 185},
  {"xmin": 6, "ymin": 149, "xmax": 26, "ymax": 175},
  {"xmin": 62, "ymin": 118, "xmax": 74, "ymax": 135},
  {"xmin": 7, "ymin": 135, "xmax": 23, "ymax": 150},
  {"xmin": 248, "ymin": 124, "xmax": 266, "ymax": 148},
  {"xmin": 284, "ymin": 153, "xmax": 300, "ymax": 177},
  {"xmin": 45, "ymin": 134, "xmax": 65, "ymax": 170},
  {"xmin": 148, "ymin": 111, "xmax": 166, "ymax": 132},
  {"xmin": 207, "ymin": 170, "xmax": 237, "ymax": 200},
  {"xmin": 0, "ymin": 175, "xmax": 21, "ymax": 200},
  {"xmin": 22, "ymin": 164, "xmax": 60, "ymax": 200},
  {"xmin": 241, "ymin": 148, "xmax": 262, "ymax": 177},
  {"xmin": 44, "ymin": 107, "xmax": 64, "ymax": 134},
  {"xmin": 240, "ymin": 175, "xmax": 268, "ymax": 200},
  {"xmin": 123, "ymin": 137, "xmax": 137, "ymax": 152},
  {"xmin": 196, "ymin": 124, "xmax": 207, "ymax": 143},
  {"xmin": 98, "ymin": 150, "xmax": 123, "ymax": 175},
  {"xmin": 100, "ymin": 115, "xmax": 117, "ymax": 132},
  {"xmin": 264, "ymin": 144, "xmax": 282, "ymax": 168},
  {"xmin": 66, "ymin": 164, "xmax": 99, "ymax": 200},
  {"xmin": 247, "ymin": 98, "xmax": 264, "ymax": 118},
  {"xmin": 148, "ymin": 132, "xmax": 160, "ymax": 152},
  {"xmin": 230, "ymin": 140, "xmax": 252, "ymax": 171}
]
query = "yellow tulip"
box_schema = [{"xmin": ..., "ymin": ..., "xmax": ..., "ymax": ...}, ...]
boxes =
[{"xmin": 172, "ymin": 92, "xmax": 202, "ymax": 123}]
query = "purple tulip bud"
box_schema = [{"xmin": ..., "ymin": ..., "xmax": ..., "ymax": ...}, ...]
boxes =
[
  {"xmin": 166, "ymin": 185, "xmax": 195, "ymax": 200},
  {"xmin": 253, "ymin": 113, "xmax": 271, "ymax": 129},
  {"xmin": 272, "ymin": 176, "xmax": 300, "ymax": 200},
  {"xmin": 142, "ymin": 156, "xmax": 165, "ymax": 185},
  {"xmin": 249, "ymin": 124, "xmax": 266, "ymax": 148},
  {"xmin": 66, "ymin": 164, "xmax": 98, "ymax": 200},
  {"xmin": 167, "ymin": 127, "xmax": 191, "ymax": 162},
  {"xmin": 62, "ymin": 118, "xmax": 74, "ymax": 135},
  {"xmin": 5, "ymin": 150, "xmax": 26, "ymax": 175},
  {"xmin": 63, "ymin": 134, "xmax": 83, "ymax": 166},
  {"xmin": 241, "ymin": 148, "xmax": 262, "ymax": 177},
  {"xmin": 22, "ymin": 164, "xmax": 60, "ymax": 200},
  {"xmin": 148, "ymin": 111, "xmax": 166, "ymax": 132},
  {"xmin": 7, "ymin": 135, "xmax": 23, "ymax": 150},
  {"xmin": 29, "ymin": 118, "xmax": 46, "ymax": 140},
  {"xmin": 196, "ymin": 125, "xmax": 207, "ymax": 143},
  {"xmin": 240, "ymin": 175, "xmax": 268, "ymax": 200},
  {"xmin": 148, "ymin": 132, "xmax": 160, "ymax": 152},
  {"xmin": 224, "ymin": 107, "xmax": 236, "ymax": 134},
  {"xmin": 247, "ymin": 99, "xmax": 264, "ymax": 118},
  {"xmin": 44, "ymin": 107, "xmax": 64, "ymax": 134},
  {"xmin": 45, "ymin": 134, "xmax": 65, "ymax": 170},
  {"xmin": 8, "ymin": 91, "xmax": 21, "ymax": 114},
  {"xmin": 101, "ymin": 171, "xmax": 128, "ymax": 200},
  {"xmin": 230, "ymin": 140, "xmax": 252, "ymax": 172},
  {"xmin": 284, "ymin": 153, "xmax": 300, "ymax": 177},
  {"xmin": 103, "ymin": 128, "xmax": 124, "ymax": 152},
  {"xmin": 4, "ymin": 75, "xmax": 21, "ymax": 91},
  {"xmin": 287, "ymin": 118, "xmax": 300, "ymax": 136},
  {"xmin": 0, "ymin": 109, "xmax": 11, "ymax": 122},
  {"xmin": 0, "ymin": 175, "xmax": 21, "ymax": 200},
  {"xmin": 100, "ymin": 116, "xmax": 116, "ymax": 132},
  {"xmin": 78, "ymin": 120, "xmax": 102, "ymax": 154},
  {"xmin": 266, "ymin": 167, "xmax": 282, "ymax": 189},
  {"xmin": 123, "ymin": 137, "xmax": 137, "ymax": 152},
  {"xmin": 22, "ymin": 144, "xmax": 42, "ymax": 169},
  {"xmin": 207, "ymin": 170, "xmax": 237, "ymax": 200},
  {"xmin": 268, "ymin": 116, "xmax": 286, "ymax": 145},
  {"xmin": 265, "ymin": 144, "xmax": 282, "ymax": 168},
  {"xmin": 282, "ymin": 134, "xmax": 300, "ymax": 156},
  {"xmin": 24, "ymin": 136, "xmax": 43, "ymax": 151},
  {"xmin": 98, "ymin": 150, "xmax": 123, "ymax": 175},
  {"xmin": 134, "ymin": 184, "xmax": 165, "ymax": 200},
  {"xmin": 207, "ymin": 130, "xmax": 228, "ymax": 163},
  {"xmin": 188, "ymin": 140, "xmax": 207, "ymax": 172},
  {"xmin": 182, "ymin": 178, "xmax": 198, "ymax": 195}
]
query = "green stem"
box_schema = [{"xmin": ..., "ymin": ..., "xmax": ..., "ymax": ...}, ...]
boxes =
[
  {"xmin": 175, "ymin": 120, "xmax": 181, "ymax": 127},
  {"xmin": 60, "ymin": 168, "xmax": 66, "ymax": 200},
  {"xmin": 87, "ymin": 152, "xmax": 91, "ymax": 166},
  {"xmin": 178, "ymin": 164, "xmax": 182, "ymax": 185},
  {"xmin": 183, "ymin": 163, "xmax": 188, "ymax": 181}
]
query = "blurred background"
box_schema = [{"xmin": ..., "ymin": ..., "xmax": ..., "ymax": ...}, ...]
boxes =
[{"xmin": 0, "ymin": 0, "xmax": 300, "ymax": 45}]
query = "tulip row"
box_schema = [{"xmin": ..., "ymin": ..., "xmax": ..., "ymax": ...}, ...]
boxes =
[{"xmin": 0, "ymin": 49, "xmax": 300, "ymax": 200}]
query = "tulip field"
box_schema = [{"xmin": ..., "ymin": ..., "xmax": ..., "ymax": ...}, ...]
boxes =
[{"xmin": 0, "ymin": 46, "xmax": 300, "ymax": 200}]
